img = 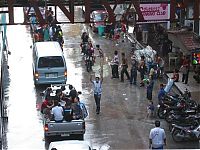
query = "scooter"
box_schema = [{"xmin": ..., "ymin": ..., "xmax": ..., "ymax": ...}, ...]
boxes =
[{"xmin": 171, "ymin": 124, "xmax": 200, "ymax": 142}]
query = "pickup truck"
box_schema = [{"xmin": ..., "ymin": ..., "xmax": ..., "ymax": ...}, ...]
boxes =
[
  {"xmin": 41, "ymin": 84, "xmax": 86, "ymax": 141},
  {"xmin": 44, "ymin": 118, "xmax": 85, "ymax": 141}
]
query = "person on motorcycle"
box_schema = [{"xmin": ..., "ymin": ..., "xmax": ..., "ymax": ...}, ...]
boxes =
[
  {"xmin": 88, "ymin": 40, "xmax": 93, "ymax": 49},
  {"xmin": 81, "ymin": 32, "xmax": 89, "ymax": 43},
  {"xmin": 80, "ymin": 35, "xmax": 90, "ymax": 55},
  {"xmin": 55, "ymin": 25, "xmax": 64, "ymax": 48},
  {"xmin": 88, "ymin": 41, "xmax": 95, "ymax": 62}
]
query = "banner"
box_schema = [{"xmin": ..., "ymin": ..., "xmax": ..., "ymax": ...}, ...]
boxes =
[{"xmin": 140, "ymin": 3, "xmax": 170, "ymax": 21}]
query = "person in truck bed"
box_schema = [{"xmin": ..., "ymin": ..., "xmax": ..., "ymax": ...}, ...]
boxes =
[
  {"xmin": 63, "ymin": 101, "xmax": 73, "ymax": 122},
  {"xmin": 69, "ymin": 85, "xmax": 78, "ymax": 102},
  {"xmin": 51, "ymin": 100, "xmax": 64, "ymax": 122},
  {"xmin": 71, "ymin": 97, "xmax": 83, "ymax": 120}
]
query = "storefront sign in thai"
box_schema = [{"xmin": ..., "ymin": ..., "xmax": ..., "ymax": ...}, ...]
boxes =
[{"xmin": 140, "ymin": 3, "xmax": 170, "ymax": 21}]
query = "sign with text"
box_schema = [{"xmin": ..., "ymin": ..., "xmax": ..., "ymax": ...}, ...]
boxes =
[{"xmin": 140, "ymin": 3, "xmax": 170, "ymax": 21}]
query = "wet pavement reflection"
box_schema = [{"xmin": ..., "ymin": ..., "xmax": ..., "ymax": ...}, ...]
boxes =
[{"xmin": 3, "ymin": 7, "xmax": 200, "ymax": 150}]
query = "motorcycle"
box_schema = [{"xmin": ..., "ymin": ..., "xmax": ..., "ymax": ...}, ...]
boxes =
[
  {"xmin": 157, "ymin": 97, "xmax": 181, "ymax": 119},
  {"xmin": 157, "ymin": 103, "xmax": 169, "ymax": 119},
  {"xmin": 85, "ymin": 55, "xmax": 93, "ymax": 72},
  {"xmin": 80, "ymin": 42, "xmax": 89, "ymax": 55},
  {"xmin": 168, "ymin": 112, "xmax": 200, "ymax": 132},
  {"xmin": 171, "ymin": 124, "xmax": 200, "ymax": 142}
]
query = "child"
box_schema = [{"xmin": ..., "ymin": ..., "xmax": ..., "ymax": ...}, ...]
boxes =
[{"xmin": 147, "ymin": 100, "xmax": 155, "ymax": 118}]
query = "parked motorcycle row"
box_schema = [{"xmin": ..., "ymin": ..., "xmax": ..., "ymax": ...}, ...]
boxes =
[{"xmin": 157, "ymin": 88, "xmax": 200, "ymax": 142}]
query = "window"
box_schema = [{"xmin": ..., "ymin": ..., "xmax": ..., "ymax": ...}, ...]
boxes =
[
  {"xmin": 94, "ymin": 13, "xmax": 107, "ymax": 21},
  {"xmin": 38, "ymin": 56, "xmax": 64, "ymax": 68}
]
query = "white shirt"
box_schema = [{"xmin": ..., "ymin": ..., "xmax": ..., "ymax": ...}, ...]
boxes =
[
  {"xmin": 149, "ymin": 127, "xmax": 166, "ymax": 148},
  {"xmin": 112, "ymin": 55, "xmax": 119, "ymax": 65},
  {"xmin": 51, "ymin": 106, "xmax": 64, "ymax": 121}
]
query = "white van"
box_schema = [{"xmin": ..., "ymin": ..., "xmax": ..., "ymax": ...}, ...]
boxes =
[{"xmin": 32, "ymin": 41, "xmax": 67, "ymax": 85}]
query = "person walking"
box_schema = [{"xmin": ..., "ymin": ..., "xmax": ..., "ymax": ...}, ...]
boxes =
[
  {"xmin": 139, "ymin": 56, "xmax": 147, "ymax": 87},
  {"xmin": 96, "ymin": 45, "xmax": 104, "ymax": 69},
  {"xmin": 130, "ymin": 54, "xmax": 138, "ymax": 85},
  {"xmin": 111, "ymin": 50, "xmax": 119, "ymax": 78},
  {"xmin": 180, "ymin": 55, "xmax": 190, "ymax": 84},
  {"xmin": 120, "ymin": 52, "xmax": 130, "ymax": 82},
  {"xmin": 146, "ymin": 77, "xmax": 154, "ymax": 101},
  {"xmin": 90, "ymin": 72, "xmax": 103, "ymax": 114},
  {"xmin": 149, "ymin": 120, "xmax": 166, "ymax": 149},
  {"xmin": 43, "ymin": 25, "xmax": 50, "ymax": 41},
  {"xmin": 158, "ymin": 83, "xmax": 166, "ymax": 104}
]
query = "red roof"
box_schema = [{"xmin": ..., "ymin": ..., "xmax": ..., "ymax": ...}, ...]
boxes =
[{"xmin": 168, "ymin": 30, "xmax": 200, "ymax": 51}]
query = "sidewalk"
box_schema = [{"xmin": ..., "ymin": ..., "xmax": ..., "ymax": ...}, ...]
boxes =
[{"xmin": 166, "ymin": 72, "xmax": 200, "ymax": 102}]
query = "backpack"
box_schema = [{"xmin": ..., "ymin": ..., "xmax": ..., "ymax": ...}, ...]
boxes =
[{"xmin": 79, "ymin": 102, "xmax": 88, "ymax": 119}]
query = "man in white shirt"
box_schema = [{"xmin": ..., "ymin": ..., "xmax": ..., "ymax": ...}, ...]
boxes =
[
  {"xmin": 111, "ymin": 50, "xmax": 119, "ymax": 78},
  {"xmin": 51, "ymin": 100, "xmax": 64, "ymax": 122},
  {"xmin": 90, "ymin": 73, "xmax": 103, "ymax": 115},
  {"xmin": 149, "ymin": 120, "xmax": 166, "ymax": 149}
]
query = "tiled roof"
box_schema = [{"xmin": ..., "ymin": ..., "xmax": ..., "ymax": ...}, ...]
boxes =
[{"xmin": 168, "ymin": 30, "xmax": 200, "ymax": 51}]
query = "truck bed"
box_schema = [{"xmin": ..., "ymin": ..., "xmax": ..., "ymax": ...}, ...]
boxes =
[{"xmin": 44, "ymin": 119, "xmax": 85, "ymax": 138}]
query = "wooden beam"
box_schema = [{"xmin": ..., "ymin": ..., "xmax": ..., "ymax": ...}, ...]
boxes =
[
  {"xmin": 51, "ymin": 0, "xmax": 74, "ymax": 23},
  {"xmin": 194, "ymin": 0, "xmax": 199, "ymax": 20},
  {"xmin": 84, "ymin": 0, "xmax": 91, "ymax": 23},
  {"xmin": 7, "ymin": 0, "xmax": 15, "ymax": 24},
  {"xmin": 170, "ymin": 0, "xmax": 176, "ymax": 21},
  {"xmin": 101, "ymin": 0, "xmax": 116, "ymax": 24},
  {"xmin": 29, "ymin": 0, "xmax": 45, "ymax": 25},
  {"xmin": 133, "ymin": 0, "xmax": 144, "ymax": 22}
]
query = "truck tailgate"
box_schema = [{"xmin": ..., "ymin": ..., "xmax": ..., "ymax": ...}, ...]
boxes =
[{"xmin": 45, "ymin": 120, "xmax": 85, "ymax": 136}]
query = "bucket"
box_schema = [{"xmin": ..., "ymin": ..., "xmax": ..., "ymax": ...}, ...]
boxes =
[{"xmin": 98, "ymin": 25, "xmax": 105, "ymax": 36}]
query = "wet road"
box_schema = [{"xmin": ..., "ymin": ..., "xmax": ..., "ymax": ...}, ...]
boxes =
[{"xmin": 3, "ymin": 7, "xmax": 200, "ymax": 150}]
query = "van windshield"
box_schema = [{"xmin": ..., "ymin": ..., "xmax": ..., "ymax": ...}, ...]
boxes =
[{"xmin": 38, "ymin": 56, "xmax": 64, "ymax": 68}]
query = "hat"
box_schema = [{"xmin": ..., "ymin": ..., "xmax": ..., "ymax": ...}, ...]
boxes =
[{"xmin": 96, "ymin": 45, "xmax": 100, "ymax": 48}]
